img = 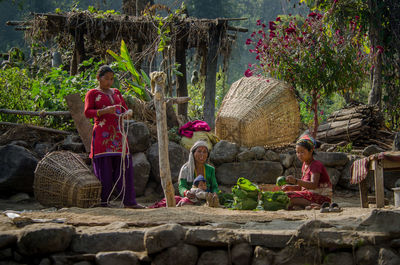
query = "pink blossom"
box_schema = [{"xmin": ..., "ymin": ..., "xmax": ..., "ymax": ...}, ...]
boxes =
[
  {"xmin": 251, "ymin": 32, "xmax": 256, "ymax": 37},
  {"xmin": 269, "ymin": 32, "xmax": 276, "ymax": 38},
  {"xmin": 276, "ymin": 17, "xmax": 281, "ymax": 22},
  {"xmin": 376, "ymin": 45, "xmax": 384, "ymax": 53},
  {"xmin": 246, "ymin": 39, "xmax": 252, "ymax": 45},
  {"xmin": 262, "ymin": 24, "xmax": 266, "ymax": 28},
  {"xmin": 308, "ymin": 12, "xmax": 318, "ymax": 18},
  {"xmin": 257, "ymin": 19, "xmax": 262, "ymax": 26},
  {"xmin": 244, "ymin": 69, "xmax": 253, "ymax": 77},
  {"xmin": 269, "ymin": 21, "xmax": 276, "ymax": 31},
  {"xmin": 285, "ymin": 27, "xmax": 296, "ymax": 34}
]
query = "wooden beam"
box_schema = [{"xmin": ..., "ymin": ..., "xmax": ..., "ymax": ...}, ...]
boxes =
[
  {"xmin": 64, "ymin": 93, "xmax": 92, "ymax": 153},
  {"xmin": 166, "ymin": 97, "xmax": 191, "ymax": 105},
  {"xmin": 151, "ymin": 71, "xmax": 176, "ymax": 207},
  {"xmin": 227, "ymin": 26, "xmax": 248, "ymax": 32}
]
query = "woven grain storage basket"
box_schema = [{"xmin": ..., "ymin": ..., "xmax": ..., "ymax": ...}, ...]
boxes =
[
  {"xmin": 34, "ymin": 151, "xmax": 101, "ymax": 208},
  {"xmin": 216, "ymin": 77, "xmax": 301, "ymax": 147}
]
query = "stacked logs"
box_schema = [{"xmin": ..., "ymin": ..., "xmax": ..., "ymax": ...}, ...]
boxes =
[{"xmin": 316, "ymin": 104, "xmax": 394, "ymax": 149}]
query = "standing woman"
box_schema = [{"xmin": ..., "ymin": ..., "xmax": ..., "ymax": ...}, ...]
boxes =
[
  {"xmin": 282, "ymin": 135, "xmax": 332, "ymax": 210},
  {"xmin": 178, "ymin": 140, "xmax": 220, "ymax": 206},
  {"xmin": 84, "ymin": 65, "xmax": 144, "ymax": 209}
]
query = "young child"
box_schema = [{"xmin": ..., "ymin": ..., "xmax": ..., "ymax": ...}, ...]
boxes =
[
  {"xmin": 177, "ymin": 175, "xmax": 218, "ymax": 206},
  {"xmin": 282, "ymin": 134, "xmax": 332, "ymax": 210}
]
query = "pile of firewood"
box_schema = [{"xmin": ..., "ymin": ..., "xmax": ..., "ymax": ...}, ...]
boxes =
[{"xmin": 316, "ymin": 104, "xmax": 394, "ymax": 149}]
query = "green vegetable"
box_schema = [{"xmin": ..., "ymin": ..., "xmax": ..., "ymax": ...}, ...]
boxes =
[{"xmin": 276, "ymin": 176, "xmax": 287, "ymax": 186}]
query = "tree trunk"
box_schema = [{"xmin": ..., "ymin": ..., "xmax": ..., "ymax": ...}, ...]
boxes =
[
  {"xmin": 65, "ymin": 93, "xmax": 93, "ymax": 153},
  {"xmin": 152, "ymin": 72, "xmax": 176, "ymax": 207},
  {"xmin": 367, "ymin": 0, "xmax": 383, "ymax": 108},
  {"xmin": 311, "ymin": 95, "xmax": 319, "ymax": 139},
  {"xmin": 204, "ymin": 24, "xmax": 219, "ymax": 129}
]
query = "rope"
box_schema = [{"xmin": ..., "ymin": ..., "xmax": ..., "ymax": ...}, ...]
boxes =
[{"xmin": 105, "ymin": 105, "xmax": 132, "ymax": 207}]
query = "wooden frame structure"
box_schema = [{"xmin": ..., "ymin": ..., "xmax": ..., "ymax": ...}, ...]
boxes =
[{"xmin": 8, "ymin": 12, "xmax": 247, "ymax": 126}]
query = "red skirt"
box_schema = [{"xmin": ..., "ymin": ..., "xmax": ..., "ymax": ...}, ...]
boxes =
[{"xmin": 286, "ymin": 190, "xmax": 331, "ymax": 205}]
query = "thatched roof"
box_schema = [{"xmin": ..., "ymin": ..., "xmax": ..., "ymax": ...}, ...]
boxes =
[{"xmin": 16, "ymin": 11, "xmax": 246, "ymax": 63}]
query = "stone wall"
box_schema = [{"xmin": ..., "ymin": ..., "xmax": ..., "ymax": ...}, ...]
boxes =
[
  {"xmin": 1, "ymin": 210, "xmax": 400, "ymax": 265},
  {"xmin": 1, "ymin": 121, "xmax": 398, "ymax": 199}
]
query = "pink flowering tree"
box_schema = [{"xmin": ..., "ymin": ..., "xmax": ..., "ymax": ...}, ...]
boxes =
[{"xmin": 245, "ymin": 11, "xmax": 372, "ymax": 137}]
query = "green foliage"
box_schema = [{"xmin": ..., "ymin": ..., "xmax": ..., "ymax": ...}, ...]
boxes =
[
  {"xmin": 187, "ymin": 68, "xmax": 227, "ymax": 120},
  {"xmin": 0, "ymin": 67, "xmax": 35, "ymax": 123},
  {"xmin": 107, "ymin": 40, "xmax": 151, "ymax": 101},
  {"xmin": 336, "ymin": 142, "xmax": 353, "ymax": 153},
  {"xmin": 0, "ymin": 58, "xmax": 101, "ymax": 129},
  {"xmin": 168, "ymin": 126, "xmax": 181, "ymax": 143}
]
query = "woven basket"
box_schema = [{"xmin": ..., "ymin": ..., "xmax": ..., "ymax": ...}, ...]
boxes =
[
  {"xmin": 216, "ymin": 77, "xmax": 301, "ymax": 147},
  {"xmin": 34, "ymin": 151, "xmax": 101, "ymax": 208}
]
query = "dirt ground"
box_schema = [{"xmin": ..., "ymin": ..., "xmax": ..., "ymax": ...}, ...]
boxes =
[{"xmin": 0, "ymin": 188, "xmax": 396, "ymax": 232}]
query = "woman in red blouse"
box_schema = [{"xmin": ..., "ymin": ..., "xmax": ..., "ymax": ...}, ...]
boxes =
[
  {"xmin": 282, "ymin": 135, "xmax": 332, "ymax": 210},
  {"xmin": 84, "ymin": 65, "xmax": 144, "ymax": 209}
]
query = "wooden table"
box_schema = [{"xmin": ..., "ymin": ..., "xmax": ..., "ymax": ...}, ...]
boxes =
[{"xmin": 358, "ymin": 152, "xmax": 400, "ymax": 208}]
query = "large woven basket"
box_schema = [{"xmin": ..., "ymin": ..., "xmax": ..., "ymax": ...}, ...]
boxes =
[
  {"xmin": 216, "ymin": 77, "xmax": 301, "ymax": 147},
  {"xmin": 34, "ymin": 151, "xmax": 101, "ymax": 208}
]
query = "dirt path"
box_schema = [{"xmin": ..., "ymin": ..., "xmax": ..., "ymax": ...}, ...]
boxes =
[{"xmin": 0, "ymin": 189, "xmax": 394, "ymax": 232}]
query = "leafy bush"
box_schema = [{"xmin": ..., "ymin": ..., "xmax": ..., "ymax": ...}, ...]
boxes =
[{"xmin": 246, "ymin": 11, "xmax": 371, "ymax": 136}]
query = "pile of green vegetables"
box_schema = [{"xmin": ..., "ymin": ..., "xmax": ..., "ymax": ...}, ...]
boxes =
[{"xmin": 219, "ymin": 177, "xmax": 289, "ymax": 211}]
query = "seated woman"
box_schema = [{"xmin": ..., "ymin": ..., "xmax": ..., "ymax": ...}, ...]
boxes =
[
  {"xmin": 282, "ymin": 135, "xmax": 332, "ymax": 210},
  {"xmin": 178, "ymin": 140, "xmax": 220, "ymax": 207}
]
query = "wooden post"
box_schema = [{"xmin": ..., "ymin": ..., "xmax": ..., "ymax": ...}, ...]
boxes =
[
  {"xmin": 204, "ymin": 24, "xmax": 219, "ymax": 129},
  {"xmin": 151, "ymin": 71, "xmax": 176, "ymax": 207},
  {"xmin": 70, "ymin": 30, "xmax": 85, "ymax": 75},
  {"xmin": 374, "ymin": 160, "xmax": 385, "ymax": 208},
  {"xmin": 65, "ymin": 93, "xmax": 92, "ymax": 153},
  {"xmin": 359, "ymin": 179, "xmax": 369, "ymax": 208},
  {"xmin": 175, "ymin": 40, "xmax": 188, "ymax": 118}
]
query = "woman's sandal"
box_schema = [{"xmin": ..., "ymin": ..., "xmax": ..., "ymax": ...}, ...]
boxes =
[
  {"xmin": 319, "ymin": 202, "xmax": 330, "ymax": 213},
  {"xmin": 329, "ymin": 202, "xmax": 342, "ymax": 212}
]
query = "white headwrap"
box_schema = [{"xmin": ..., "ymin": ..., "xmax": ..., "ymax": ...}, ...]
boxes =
[{"xmin": 178, "ymin": 140, "xmax": 209, "ymax": 183}]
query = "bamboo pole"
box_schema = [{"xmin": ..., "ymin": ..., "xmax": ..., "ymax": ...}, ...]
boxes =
[
  {"xmin": 0, "ymin": 109, "xmax": 71, "ymax": 117},
  {"xmin": 151, "ymin": 71, "xmax": 176, "ymax": 207}
]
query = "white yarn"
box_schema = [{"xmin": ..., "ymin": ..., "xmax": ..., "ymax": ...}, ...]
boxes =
[{"xmin": 106, "ymin": 105, "xmax": 131, "ymax": 207}]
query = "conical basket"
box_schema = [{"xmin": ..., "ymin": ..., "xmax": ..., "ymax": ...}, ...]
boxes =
[
  {"xmin": 34, "ymin": 151, "xmax": 101, "ymax": 208},
  {"xmin": 216, "ymin": 77, "xmax": 301, "ymax": 147}
]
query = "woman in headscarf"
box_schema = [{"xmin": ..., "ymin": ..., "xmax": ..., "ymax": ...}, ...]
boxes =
[
  {"xmin": 178, "ymin": 140, "xmax": 219, "ymax": 205},
  {"xmin": 282, "ymin": 135, "xmax": 332, "ymax": 210}
]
